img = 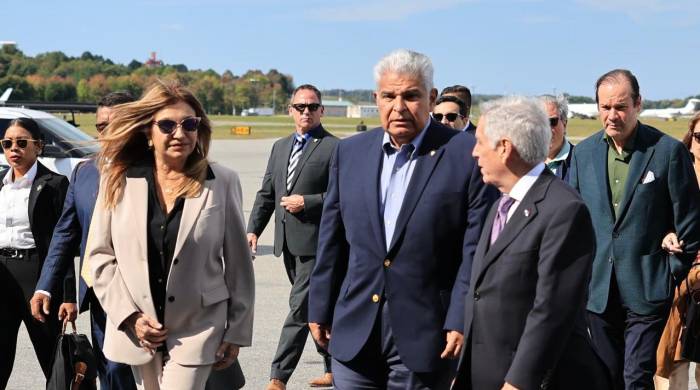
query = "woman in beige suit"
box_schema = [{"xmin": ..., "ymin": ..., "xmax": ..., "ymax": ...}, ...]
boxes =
[{"xmin": 85, "ymin": 80, "xmax": 254, "ymax": 390}]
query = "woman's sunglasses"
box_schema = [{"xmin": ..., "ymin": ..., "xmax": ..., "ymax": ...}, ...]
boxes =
[
  {"xmin": 152, "ymin": 117, "xmax": 201, "ymax": 134},
  {"xmin": 692, "ymin": 132, "xmax": 700, "ymax": 142},
  {"xmin": 1, "ymin": 138, "xmax": 40, "ymax": 150}
]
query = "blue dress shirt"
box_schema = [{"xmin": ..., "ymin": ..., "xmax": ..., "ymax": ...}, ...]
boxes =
[{"xmin": 379, "ymin": 121, "xmax": 429, "ymax": 250}]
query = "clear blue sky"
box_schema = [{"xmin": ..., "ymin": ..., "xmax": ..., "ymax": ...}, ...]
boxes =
[{"xmin": 3, "ymin": 0, "xmax": 698, "ymax": 100}]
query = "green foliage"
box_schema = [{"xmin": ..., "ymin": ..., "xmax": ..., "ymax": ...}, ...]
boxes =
[
  {"xmin": 0, "ymin": 46, "xmax": 295, "ymax": 113},
  {"xmin": 0, "ymin": 75, "xmax": 35, "ymax": 99}
]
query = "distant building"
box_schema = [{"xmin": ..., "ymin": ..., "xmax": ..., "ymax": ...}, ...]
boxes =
[
  {"xmin": 322, "ymin": 99, "xmax": 353, "ymax": 117},
  {"xmin": 242, "ymin": 107, "xmax": 274, "ymax": 116},
  {"xmin": 145, "ymin": 52, "xmax": 164, "ymax": 68},
  {"xmin": 347, "ymin": 104, "xmax": 379, "ymax": 118}
]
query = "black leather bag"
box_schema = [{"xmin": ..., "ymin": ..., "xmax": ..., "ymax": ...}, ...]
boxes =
[
  {"xmin": 680, "ymin": 262, "xmax": 700, "ymax": 362},
  {"xmin": 46, "ymin": 320, "xmax": 98, "ymax": 390}
]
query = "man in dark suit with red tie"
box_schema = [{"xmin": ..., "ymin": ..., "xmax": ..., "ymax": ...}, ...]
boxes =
[{"xmin": 453, "ymin": 96, "xmax": 610, "ymax": 389}]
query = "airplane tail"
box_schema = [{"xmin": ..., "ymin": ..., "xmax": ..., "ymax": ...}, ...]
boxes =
[
  {"xmin": 0, "ymin": 88, "xmax": 12, "ymax": 104},
  {"xmin": 687, "ymin": 98, "xmax": 700, "ymax": 113}
]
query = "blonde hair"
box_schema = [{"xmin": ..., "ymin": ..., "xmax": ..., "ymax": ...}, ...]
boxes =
[{"xmin": 98, "ymin": 79, "xmax": 212, "ymax": 208}]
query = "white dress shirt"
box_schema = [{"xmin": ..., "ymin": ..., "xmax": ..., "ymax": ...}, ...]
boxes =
[
  {"xmin": 506, "ymin": 162, "xmax": 546, "ymax": 222},
  {"xmin": 462, "ymin": 120, "xmax": 473, "ymax": 131},
  {"xmin": 0, "ymin": 162, "xmax": 38, "ymax": 249}
]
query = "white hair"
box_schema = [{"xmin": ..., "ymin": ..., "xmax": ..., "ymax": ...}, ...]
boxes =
[
  {"xmin": 539, "ymin": 94, "xmax": 569, "ymax": 120},
  {"xmin": 373, "ymin": 49, "xmax": 434, "ymax": 92},
  {"xmin": 480, "ymin": 96, "xmax": 551, "ymax": 166}
]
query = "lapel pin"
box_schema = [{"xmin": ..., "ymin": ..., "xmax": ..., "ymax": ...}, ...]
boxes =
[
  {"xmin": 524, "ymin": 209, "xmax": 530, "ymax": 217},
  {"xmin": 36, "ymin": 184, "xmax": 43, "ymax": 191},
  {"xmin": 430, "ymin": 150, "xmax": 436, "ymax": 156}
]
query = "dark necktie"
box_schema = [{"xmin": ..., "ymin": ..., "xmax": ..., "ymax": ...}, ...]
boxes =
[
  {"xmin": 490, "ymin": 194, "xmax": 516, "ymax": 245},
  {"xmin": 287, "ymin": 136, "xmax": 306, "ymax": 191}
]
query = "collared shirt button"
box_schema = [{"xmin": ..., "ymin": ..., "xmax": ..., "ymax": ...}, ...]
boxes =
[
  {"xmin": 168, "ymin": 296, "xmax": 175, "ymax": 302},
  {"xmin": 474, "ymin": 291, "xmax": 480, "ymax": 301},
  {"xmin": 157, "ymin": 278, "xmax": 163, "ymax": 284},
  {"xmin": 383, "ymin": 259, "xmax": 391, "ymax": 267},
  {"xmin": 372, "ymin": 294, "xmax": 380, "ymax": 303},
  {"xmin": 160, "ymin": 225, "xmax": 165, "ymax": 230}
]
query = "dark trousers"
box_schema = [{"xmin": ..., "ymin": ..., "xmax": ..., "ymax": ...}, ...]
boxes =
[
  {"xmin": 0, "ymin": 253, "xmax": 61, "ymax": 389},
  {"xmin": 587, "ymin": 277, "xmax": 670, "ymax": 390},
  {"xmin": 270, "ymin": 247, "xmax": 331, "ymax": 382},
  {"xmin": 89, "ymin": 294, "xmax": 137, "ymax": 390},
  {"xmin": 332, "ymin": 301, "xmax": 452, "ymax": 390}
]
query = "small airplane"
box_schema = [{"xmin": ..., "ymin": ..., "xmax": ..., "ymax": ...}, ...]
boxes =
[
  {"xmin": 639, "ymin": 98, "xmax": 700, "ymax": 119},
  {"xmin": 0, "ymin": 87, "xmax": 96, "ymax": 121},
  {"xmin": 567, "ymin": 103, "xmax": 599, "ymax": 119}
]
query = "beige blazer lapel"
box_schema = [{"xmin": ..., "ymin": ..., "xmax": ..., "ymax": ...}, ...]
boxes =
[
  {"xmin": 124, "ymin": 177, "xmax": 149, "ymax": 264},
  {"xmin": 172, "ymin": 180, "xmax": 211, "ymax": 264}
]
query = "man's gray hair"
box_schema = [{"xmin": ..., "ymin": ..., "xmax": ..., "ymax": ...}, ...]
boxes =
[
  {"xmin": 373, "ymin": 49, "xmax": 434, "ymax": 92},
  {"xmin": 539, "ymin": 94, "xmax": 569, "ymax": 120},
  {"xmin": 480, "ymin": 96, "xmax": 551, "ymax": 166}
]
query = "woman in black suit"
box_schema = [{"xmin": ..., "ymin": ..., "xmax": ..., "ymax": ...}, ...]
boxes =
[{"xmin": 0, "ymin": 117, "xmax": 69, "ymax": 388}]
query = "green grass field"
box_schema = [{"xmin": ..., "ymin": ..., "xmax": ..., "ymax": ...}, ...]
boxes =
[{"xmin": 66, "ymin": 113, "xmax": 691, "ymax": 142}]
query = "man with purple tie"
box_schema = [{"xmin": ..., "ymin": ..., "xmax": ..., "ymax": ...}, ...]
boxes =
[{"xmin": 453, "ymin": 96, "xmax": 609, "ymax": 390}]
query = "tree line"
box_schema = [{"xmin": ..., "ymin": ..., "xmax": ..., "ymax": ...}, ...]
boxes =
[
  {"xmin": 0, "ymin": 45, "xmax": 696, "ymax": 114},
  {"xmin": 0, "ymin": 45, "xmax": 294, "ymax": 115}
]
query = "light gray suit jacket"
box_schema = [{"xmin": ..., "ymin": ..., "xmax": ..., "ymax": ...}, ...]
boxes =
[{"xmin": 85, "ymin": 162, "xmax": 255, "ymax": 365}]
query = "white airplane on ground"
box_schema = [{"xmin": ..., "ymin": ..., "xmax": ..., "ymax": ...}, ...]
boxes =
[
  {"xmin": 0, "ymin": 88, "xmax": 12, "ymax": 104},
  {"xmin": 567, "ymin": 103, "xmax": 599, "ymax": 119},
  {"xmin": 640, "ymin": 99, "xmax": 700, "ymax": 119}
]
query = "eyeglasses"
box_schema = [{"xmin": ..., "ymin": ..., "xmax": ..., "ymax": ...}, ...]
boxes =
[
  {"xmin": 1, "ymin": 138, "xmax": 39, "ymax": 149},
  {"xmin": 549, "ymin": 117, "xmax": 560, "ymax": 127},
  {"xmin": 291, "ymin": 103, "xmax": 322, "ymax": 113},
  {"xmin": 152, "ymin": 117, "xmax": 201, "ymax": 134},
  {"xmin": 692, "ymin": 132, "xmax": 700, "ymax": 142},
  {"xmin": 95, "ymin": 122, "xmax": 108, "ymax": 132},
  {"xmin": 432, "ymin": 112, "xmax": 463, "ymax": 122}
]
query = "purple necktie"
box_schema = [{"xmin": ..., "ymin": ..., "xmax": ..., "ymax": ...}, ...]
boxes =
[{"xmin": 490, "ymin": 194, "xmax": 516, "ymax": 245}]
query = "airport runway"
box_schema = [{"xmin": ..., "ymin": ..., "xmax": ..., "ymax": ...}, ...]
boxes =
[{"xmin": 7, "ymin": 137, "xmax": 699, "ymax": 389}]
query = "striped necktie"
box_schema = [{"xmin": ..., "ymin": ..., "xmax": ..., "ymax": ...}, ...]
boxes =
[{"xmin": 287, "ymin": 136, "xmax": 306, "ymax": 191}]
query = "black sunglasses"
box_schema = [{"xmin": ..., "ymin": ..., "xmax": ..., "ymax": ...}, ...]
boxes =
[
  {"xmin": 153, "ymin": 117, "xmax": 201, "ymax": 134},
  {"xmin": 693, "ymin": 132, "xmax": 700, "ymax": 142},
  {"xmin": 1, "ymin": 138, "xmax": 39, "ymax": 150},
  {"xmin": 291, "ymin": 103, "xmax": 322, "ymax": 113},
  {"xmin": 432, "ymin": 112, "xmax": 463, "ymax": 122},
  {"xmin": 549, "ymin": 117, "xmax": 560, "ymax": 127}
]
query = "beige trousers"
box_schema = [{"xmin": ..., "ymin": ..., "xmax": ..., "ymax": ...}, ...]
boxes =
[
  {"xmin": 654, "ymin": 361, "xmax": 700, "ymax": 390},
  {"xmin": 131, "ymin": 352, "xmax": 213, "ymax": 390}
]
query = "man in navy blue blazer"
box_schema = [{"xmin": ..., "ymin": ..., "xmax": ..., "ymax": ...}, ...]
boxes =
[
  {"xmin": 308, "ymin": 49, "xmax": 496, "ymax": 389},
  {"xmin": 31, "ymin": 92, "xmax": 137, "ymax": 390}
]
